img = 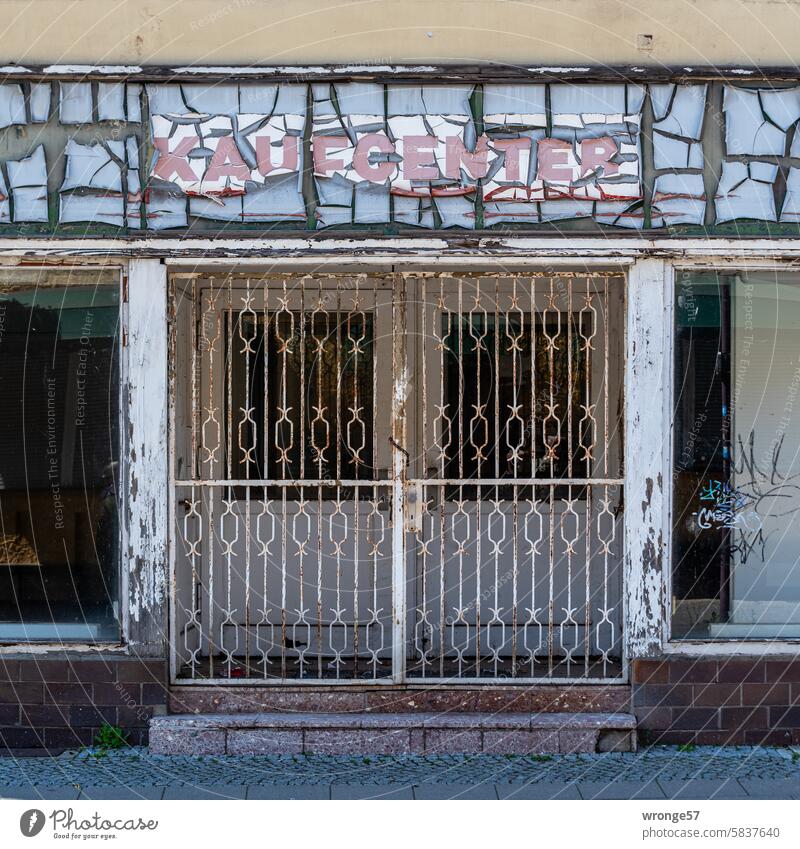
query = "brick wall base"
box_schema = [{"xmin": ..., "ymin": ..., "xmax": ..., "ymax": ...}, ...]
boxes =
[
  {"xmin": 0, "ymin": 656, "xmax": 168, "ymax": 752},
  {"xmin": 633, "ymin": 658, "xmax": 800, "ymax": 746},
  {"xmin": 5, "ymin": 654, "xmax": 800, "ymax": 751}
]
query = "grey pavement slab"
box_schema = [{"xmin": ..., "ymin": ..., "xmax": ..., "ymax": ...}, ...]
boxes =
[
  {"xmin": 163, "ymin": 785, "xmax": 247, "ymax": 800},
  {"xmin": 413, "ymin": 783, "xmax": 499, "ymax": 800},
  {"xmin": 247, "ymin": 785, "xmax": 330, "ymax": 800},
  {"xmin": 0, "ymin": 746, "xmax": 798, "ymax": 798},
  {"xmin": 0, "ymin": 785, "xmax": 81, "ymax": 799},
  {"xmin": 79, "ymin": 786, "xmax": 166, "ymax": 800},
  {"xmin": 331, "ymin": 784, "xmax": 414, "ymax": 800},
  {"xmin": 497, "ymin": 782, "xmax": 581, "ymax": 799},
  {"xmin": 579, "ymin": 780, "xmax": 666, "ymax": 799},
  {"xmin": 658, "ymin": 779, "xmax": 749, "ymax": 799},
  {"xmin": 734, "ymin": 779, "xmax": 800, "ymax": 799}
]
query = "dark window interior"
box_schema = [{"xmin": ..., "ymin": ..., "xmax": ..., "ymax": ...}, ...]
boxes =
[{"xmin": 0, "ymin": 274, "xmax": 120, "ymax": 641}]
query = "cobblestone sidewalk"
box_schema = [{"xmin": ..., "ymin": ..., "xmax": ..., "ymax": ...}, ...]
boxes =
[
  {"xmin": 0, "ymin": 746, "xmax": 800, "ymax": 799},
  {"xmin": 0, "ymin": 746, "xmax": 798, "ymax": 799}
]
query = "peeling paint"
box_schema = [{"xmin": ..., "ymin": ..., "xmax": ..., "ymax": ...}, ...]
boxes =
[
  {"xmin": 0, "ymin": 78, "xmax": 797, "ymax": 231},
  {"xmin": 625, "ymin": 258, "xmax": 667, "ymax": 660},
  {"xmin": 125, "ymin": 258, "xmax": 168, "ymax": 654}
]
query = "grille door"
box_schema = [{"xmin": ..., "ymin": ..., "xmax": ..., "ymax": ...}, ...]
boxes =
[{"xmin": 169, "ymin": 272, "xmax": 625, "ymax": 683}]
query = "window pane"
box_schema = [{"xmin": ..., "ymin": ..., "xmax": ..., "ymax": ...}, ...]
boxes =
[
  {"xmin": 672, "ymin": 270, "xmax": 800, "ymax": 639},
  {"xmin": 442, "ymin": 311, "xmax": 591, "ymax": 497},
  {"xmin": 225, "ymin": 310, "xmax": 374, "ymax": 494},
  {"xmin": 0, "ymin": 269, "xmax": 120, "ymax": 641}
]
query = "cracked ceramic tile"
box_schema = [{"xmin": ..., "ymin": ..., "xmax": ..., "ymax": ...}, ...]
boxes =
[
  {"xmin": 29, "ymin": 83, "xmax": 51, "ymax": 123},
  {"xmin": 482, "ymin": 83, "xmax": 643, "ymax": 228},
  {"xmin": 59, "ymin": 137, "xmax": 141, "ymax": 226},
  {"xmin": 387, "ymin": 85, "xmax": 477, "ymax": 228},
  {"xmin": 779, "ymin": 167, "xmax": 800, "ymax": 222},
  {"xmin": 0, "ymin": 84, "xmax": 26, "ymax": 128},
  {"xmin": 311, "ymin": 81, "xmax": 388, "ymax": 227},
  {"xmin": 647, "ymin": 84, "xmax": 707, "ymax": 225},
  {"xmin": 179, "ymin": 83, "xmax": 241, "ymax": 116},
  {"xmin": 0, "ymin": 169, "xmax": 10, "ymax": 223},
  {"xmin": 651, "ymin": 84, "xmax": 707, "ymax": 172},
  {"xmin": 651, "ymin": 172, "xmax": 706, "ymax": 226},
  {"xmin": 724, "ymin": 86, "xmax": 795, "ymax": 156},
  {"xmin": 7, "ymin": 145, "xmax": 48, "ymax": 222},
  {"xmin": 651, "ymin": 84, "xmax": 706, "ymax": 138},
  {"xmin": 312, "ymin": 83, "xmax": 478, "ymax": 228},
  {"xmin": 97, "ymin": 83, "xmax": 127, "ymax": 122},
  {"xmin": 148, "ymin": 84, "xmax": 305, "ymax": 225},
  {"xmin": 59, "ymin": 82, "xmax": 93, "ymax": 124},
  {"xmin": 715, "ymin": 160, "xmax": 778, "ymax": 222},
  {"xmin": 482, "ymin": 84, "xmax": 547, "ymax": 224},
  {"xmin": 126, "ymin": 84, "xmax": 143, "ymax": 123}
]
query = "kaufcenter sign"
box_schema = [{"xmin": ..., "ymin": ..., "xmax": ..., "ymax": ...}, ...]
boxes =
[
  {"xmin": 151, "ymin": 113, "xmax": 640, "ymax": 202},
  {"xmin": 1, "ymin": 78, "xmax": 797, "ymax": 230}
]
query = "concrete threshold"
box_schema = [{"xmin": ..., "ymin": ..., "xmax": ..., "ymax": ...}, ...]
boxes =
[{"xmin": 149, "ymin": 711, "xmax": 636, "ymax": 755}]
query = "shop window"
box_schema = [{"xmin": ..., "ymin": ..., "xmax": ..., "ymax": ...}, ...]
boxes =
[
  {"xmin": 672, "ymin": 270, "xmax": 800, "ymax": 639},
  {"xmin": 0, "ymin": 268, "xmax": 120, "ymax": 641}
]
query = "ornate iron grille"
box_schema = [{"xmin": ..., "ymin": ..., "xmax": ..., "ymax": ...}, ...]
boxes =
[{"xmin": 169, "ymin": 272, "xmax": 625, "ymax": 684}]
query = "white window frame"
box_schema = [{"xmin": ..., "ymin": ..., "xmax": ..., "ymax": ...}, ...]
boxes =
[{"xmin": 663, "ymin": 259, "xmax": 800, "ymax": 655}]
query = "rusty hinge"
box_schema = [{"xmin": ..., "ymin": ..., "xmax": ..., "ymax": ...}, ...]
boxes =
[
  {"xmin": 122, "ymin": 274, "xmax": 129, "ymax": 303},
  {"xmin": 122, "ymin": 327, "xmax": 128, "ymax": 348}
]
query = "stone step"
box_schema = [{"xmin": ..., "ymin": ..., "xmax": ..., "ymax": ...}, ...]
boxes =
[{"xmin": 149, "ymin": 711, "xmax": 637, "ymax": 756}]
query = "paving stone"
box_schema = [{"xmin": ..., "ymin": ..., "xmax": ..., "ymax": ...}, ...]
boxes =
[
  {"xmin": 497, "ymin": 782, "xmax": 581, "ymax": 799},
  {"xmin": 736, "ymin": 779, "xmax": 800, "ymax": 799},
  {"xmin": 579, "ymin": 780, "xmax": 666, "ymax": 799},
  {"xmin": 0, "ymin": 785, "xmax": 81, "ymax": 799},
  {"xmin": 247, "ymin": 785, "xmax": 330, "ymax": 799},
  {"xmin": 331, "ymin": 784, "xmax": 414, "ymax": 799},
  {"xmin": 163, "ymin": 784, "xmax": 247, "ymax": 799},
  {"xmin": 413, "ymin": 783, "xmax": 499, "ymax": 799},
  {"xmin": 79, "ymin": 786, "xmax": 166, "ymax": 799},
  {"xmin": 0, "ymin": 744, "xmax": 798, "ymax": 796},
  {"xmin": 658, "ymin": 779, "xmax": 749, "ymax": 799}
]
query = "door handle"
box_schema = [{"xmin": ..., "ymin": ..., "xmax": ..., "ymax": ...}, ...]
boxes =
[{"xmin": 388, "ymin": 436, "xmax": 410, "ymax": 466}]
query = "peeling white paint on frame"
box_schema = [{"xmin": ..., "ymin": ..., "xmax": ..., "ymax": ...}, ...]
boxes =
[{"xmin": 124, "ymin": 258, "xmax": 169, "ymax": 656}]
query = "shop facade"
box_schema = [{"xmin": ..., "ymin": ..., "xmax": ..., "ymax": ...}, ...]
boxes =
[{"xmin": 1, "ymin": 63, "xmax": 800, "ymax": 751}]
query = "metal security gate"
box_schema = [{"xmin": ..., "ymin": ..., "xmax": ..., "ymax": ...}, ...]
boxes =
[{"xmin": 169, "ymin": 272, "xmax": 625, "ymax": 684}]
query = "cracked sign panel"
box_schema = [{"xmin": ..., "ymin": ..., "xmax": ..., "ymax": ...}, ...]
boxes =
[{"xmin": 2, "ymin": 79, "xmax": 800, "ymax": 231}]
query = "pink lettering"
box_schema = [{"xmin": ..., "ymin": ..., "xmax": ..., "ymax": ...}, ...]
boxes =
[
  {"xmin": 403, "ymin": 136, "xmax": 439, "ymax": 181},
  {"xmin": 152, "ymin": 136, "xmax": 198, "ymax": 183},
  {"xmin": 255, "ymin": 135, "xmax": 299, "ymax": 176},
  {"xmin": 204, "ymin": 136, "xmax": 250, "ymax": 183},
  {"xmin": 580, "ymin": 137, "xmax": 619, "ymax": 178},
  {"xmin": 444, "ymin": 135, "xmax": 490, "ymax": 180},
  {"xmin": 491, "ymin": 138, "xmax": 531, "ymax": 183},
  {"xmin": 352, "ymin": 134, "xmax": 396, "ymax": 182},
  {"xmin": 536, "ymin": 139, "xmax": 575, "ymax": 182},
  {"xmin": 313, "ymin": 136, "xmax": 348, "ymax": 176}
]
